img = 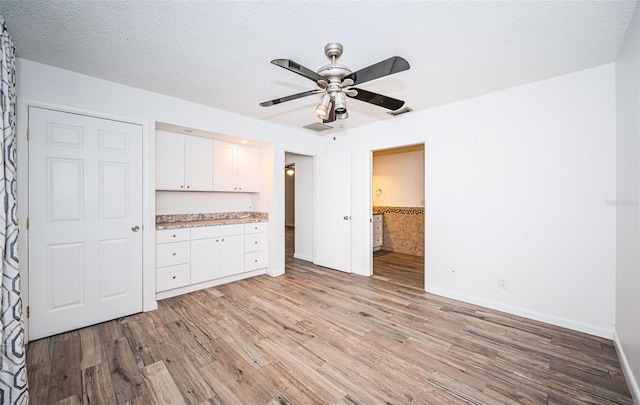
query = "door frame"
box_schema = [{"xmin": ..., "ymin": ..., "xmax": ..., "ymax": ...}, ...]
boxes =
[
  {"xmin": 17, "ymin": 98, "xmax": 157, "ymax": 342},
  {"xmin": 368, "ymin": 143, "xmax": 427, "ymax": 287}
]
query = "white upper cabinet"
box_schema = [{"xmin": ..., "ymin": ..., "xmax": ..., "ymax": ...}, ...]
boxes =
[
  {"xmin": 184, "ymin": 136, "xmax": 214, "ymax": 190},
  {"xmin": 156, "ymin": 131, "xmax": 213, "ymax": 191},
  {"xmin": 212, "ymin": 141, "xmax": 237, "ymax": 192},
  {"xmin": 156, "ymin": 131, "xmax": 185, "ymax": 190},
  {"xmin": 213, "ymin": 140, "xmax": 261, "ymax": 192},
  {"xmin": 236, "ymin": 144, "xmax": 261, "ymax": 192}
]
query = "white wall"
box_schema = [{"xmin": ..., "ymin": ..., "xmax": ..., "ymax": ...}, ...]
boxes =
[
  {"xmin": 15, "ymin": 59, "xmax": 320, "ymax": 317},
  {"xmin": 372, "ymin": 146, "xmax": 424, "ymax": 207},
  {"xmin": 320, "ymin": 64, "xmax": 616, "ymax": 338},
  {"xmin": 284, "ymin": 153, "xmax": 314, "ymax": 262},
  {"xmin": 615, "ymin": 2, "xmax": 640, "ymax": 401}
]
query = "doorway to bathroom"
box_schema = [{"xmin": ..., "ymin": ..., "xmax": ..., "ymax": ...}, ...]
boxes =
[{"xmin": 371, "ymin": 144, "xmax": 425, "ymax": 289}]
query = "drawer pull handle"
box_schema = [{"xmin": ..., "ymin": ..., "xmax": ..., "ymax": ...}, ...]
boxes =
[
  {"xmin": 255, "ymin": 259, "xmax": 258, "ymax": 262},
  {"xmin": 172, "ymin": 235, "xmax": 176, "ymax": 238},
  {"xmin": 172, "ymin": 276, "xmax": 176, "ymax": 279},
  {"xmin": 172, "ymin": 253, "xmax": 176, "ymax": 256},
  {"xmin": 254, "ymin": 241, "xmax": 258, "ymax": 244}
]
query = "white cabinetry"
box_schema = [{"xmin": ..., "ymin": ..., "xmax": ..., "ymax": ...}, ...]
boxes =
[
  {"xmin": 190, "ymin": 226, "xmax": 220, "ymax": 284},
  {"xmin": 373, "ymin": 214, "xmax": 383, "ymax": 251},
  {"xmin": 156, "ymin": 229, "xmax": 191, "ymax": 292},
  {"xmin": 244, "ymin": 222, "xmax": 268, "ymax": 271},
  {"xmin": 156, "ymin": 222, "xmax": 268, "ymax": 298},
  {"xmin": 217, "ymin": 224, "xmax": 245, "ymax": 277},
  {"xmin": 156, "ymin": 131, "xmax": 213, "ymax": 191},
  {"xmin": 213, "ymin": 140, "xmax": 261, "ymax": 192}
]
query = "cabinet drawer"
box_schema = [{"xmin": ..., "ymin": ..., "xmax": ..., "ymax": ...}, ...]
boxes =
[
  {"xmin": 245, "ymin": 233, "xmax": 266, "ymax": 252},
  {"xmin": 157, "ymin": 241, "xmax": 190, "ymax": 267},
  {"xmin": 219, "ymin": 223, "xmax": 245, "ymax": 237},
  {"xmin": 190, "ymin": 226, "xmax": 219, "ymax": 240},
  {"xmin": 373, "ymin": 222, "xmax": 383, "ymax": 235},
  {"xmin": 157, "ymin": 264, "xmax": 190, "ymax": 292},
  {"xmin": 245, "ymin": 251, "xmax": 267, "ymax": 271},
  {"xmin": 373, "ymin": 214, "xmax": 383, "ymax": 224},
  {"xmin": 157, "ymin": 228, "xmax": 190, "ymax": 244},
  {"xmin": 244, "ymin": 222, "xmax": 267, "ymax": 234},
  {"xmin": 373, "ymin": 234, "xmax": 383, "ymax": 247}
]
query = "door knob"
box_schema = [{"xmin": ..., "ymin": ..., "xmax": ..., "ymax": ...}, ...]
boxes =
[
  {"xmin": 131, "ymin": 225, "xmax": 140, "ymax": 232},
  {"xmin": 343, "ymin": 216, "xmax": 350, "ymax": 220}
]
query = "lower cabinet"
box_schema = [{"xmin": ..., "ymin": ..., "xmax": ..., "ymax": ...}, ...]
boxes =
[
  {"xmin": 156, "ymin": 222, "xmax": 268, "ymax": 296},
  {"xmin": 373, "ymin": 213, "xmax": 383, "ymax": 251},
  {"xmin": 156, "ymin": 229, "xmax": 191, "ymax": 291}
]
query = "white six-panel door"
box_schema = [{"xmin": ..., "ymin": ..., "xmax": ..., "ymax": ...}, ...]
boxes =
[{"xmin": 28, "ymin": 107, "xmax": 143, "ymax": 340}]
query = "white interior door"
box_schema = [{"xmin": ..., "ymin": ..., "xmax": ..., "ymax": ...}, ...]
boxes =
[
  {"xmin": 313, "ymin": 150, "xmax": 351, "ymax": 272},
  {"xmin": 28, "ymin": 107, "xmax": 143, "ymax": 340}
]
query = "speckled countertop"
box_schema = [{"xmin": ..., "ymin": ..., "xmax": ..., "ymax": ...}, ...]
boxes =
[{"xmin": 156, "ymin": 212, "xmax": 268, "ymax": 230}]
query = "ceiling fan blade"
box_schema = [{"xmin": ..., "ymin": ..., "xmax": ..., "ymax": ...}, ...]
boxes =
[
  {"xmin": 323, "ymin": 102, "xmax": 336, "ymax": 123},
  {"xmin": 259, "ymin": 89, "xmax": 324, "ymax": 107},
  {"xmin": 347, "ymin": 88, "xmax": 405, "ymax": 111},
  {"xmin": 342, "ymin": 56, "xmax": 410, "ymax": 86},
  {"xmin": 271, "ymin": 59, "xmax": 328, "ymax": 83}
]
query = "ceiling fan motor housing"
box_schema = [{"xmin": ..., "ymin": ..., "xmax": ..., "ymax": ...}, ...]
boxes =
[{"xmin": 317, "ymin": 43, "xmax": 352, "ymax": 114}]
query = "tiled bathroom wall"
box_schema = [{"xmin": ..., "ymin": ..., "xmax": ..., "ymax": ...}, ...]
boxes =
[{"xmin": 373, "ymin": 207, "xmax": 424, "ymax": 256}]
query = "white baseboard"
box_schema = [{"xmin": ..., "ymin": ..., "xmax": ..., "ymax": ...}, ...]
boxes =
[
  {"xmin": 427, "ymin": 286, "xmax": 613, "ymax": 339},
  {"xmin": 351, "ymin": 266, "xmax": 370, "ymax": 276},
  {"xmin": 293, "ymin": 253, "xmax": 313, "ymax": 262},
  {"xmin": 266, "ymin": 267, "xmax": 285, "ymax": 277},
  {"xmin": 613, "ymin": 330, "xmax": 640, "ymax": 404},
  {"xmin": 156, "ymin": 268, "xmax": 266, "ymax": 300}
]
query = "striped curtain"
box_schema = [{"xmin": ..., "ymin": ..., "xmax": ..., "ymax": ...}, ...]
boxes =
[{"xmin": 0, "ymin": 14, "xmax": 28, "ymax": 404}]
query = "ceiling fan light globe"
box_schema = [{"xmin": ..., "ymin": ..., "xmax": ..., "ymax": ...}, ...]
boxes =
[
  {"xmin": 315, "ymin": 107, "xmax": 328, "ymax": 117},
  {"xmin": 315, "ymin": 94, "xmax": 331, "ymax": 117},
  {"xmin": 335, "ymin": 92, "xmax": 347, "ymax": 115}
]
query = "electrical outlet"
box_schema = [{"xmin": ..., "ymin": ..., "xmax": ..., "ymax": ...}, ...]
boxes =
[
  {"xmin": 450, "ymin": 268, "xmax": 456, "ymax": 277},
  {"xmin": 499, "ymin": 278, "xmax": 508, "ymax": 290}
]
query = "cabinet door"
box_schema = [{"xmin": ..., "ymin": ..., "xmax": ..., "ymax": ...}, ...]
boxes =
[
  {"xmin": 236, "ymin": 145, "xmax": 261, "ymax": 192},
  {"xmin": 156, "ymin": 131, "xmax": 185, "ymax": 190},
  {"xmin": 191, "ymin": 238, "xmax": 220, "ymax": 284},
  {"xmin": 184, "ymin": 136, "xmax": 213, "ymax": 191},
  {"xmin": 213, "ymin": 140, "xmax": 237, "ymax": 191},
  {"xmin": 218, "ymin": 235, "xmax": 244, "ymax": 277}
]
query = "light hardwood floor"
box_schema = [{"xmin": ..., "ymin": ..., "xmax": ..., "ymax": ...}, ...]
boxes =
[
  {"xmin": 27, "ymin": 227, "xmax": 632, "ymax": 404},
  {"xmin": 373, "ymin": 249, "xmax": 424, "ymax": 289}
]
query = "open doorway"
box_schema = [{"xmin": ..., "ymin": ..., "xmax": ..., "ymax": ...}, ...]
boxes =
[
  {"xmin": 285, "ymin": 162, "xmax": 295, "ymax": 260},
  {"xmin": 284, "ymin": 152, "xmax": 313, "ymax": 265},
  {"xmin": 371, "ymin": 144, "xmax": 425, "ymax": 288}
]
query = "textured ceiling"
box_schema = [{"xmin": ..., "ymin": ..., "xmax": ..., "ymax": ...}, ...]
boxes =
[{"xmin": 0, "ymin": 1, "xmax": 636, "ymax": 135}]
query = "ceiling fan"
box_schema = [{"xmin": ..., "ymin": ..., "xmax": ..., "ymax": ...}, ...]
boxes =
[{"xmin": 259, "ymin": 42, "xmax": 410, "ymax": 122}]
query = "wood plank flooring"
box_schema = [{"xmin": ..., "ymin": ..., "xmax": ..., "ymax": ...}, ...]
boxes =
[
  {"xmin": 27, "ymin": 227, "xmax": 632, "ymax": 404},
  {"xmin": 373, "ymin": 249, "xmax": 424, "ymax": 289}
]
